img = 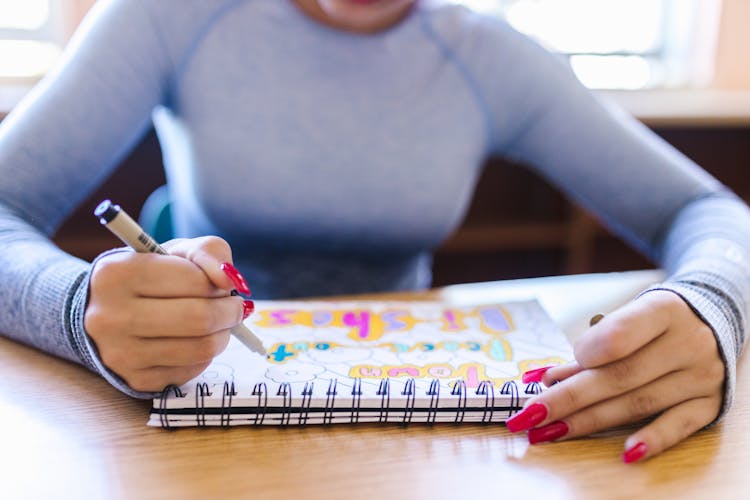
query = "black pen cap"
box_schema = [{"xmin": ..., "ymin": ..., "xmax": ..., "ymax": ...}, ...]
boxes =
[{"xmin": 94, "ymin": 199, "xmax": 120, "ymax": 224}]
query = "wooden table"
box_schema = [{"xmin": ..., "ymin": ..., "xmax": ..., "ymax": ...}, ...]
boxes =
[{"xmin": 1, "ymin": 270, "xmax": 747, "ymax": 499}]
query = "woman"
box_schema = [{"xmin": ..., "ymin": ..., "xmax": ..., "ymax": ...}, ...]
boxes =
[{"xmin": 0, "ymin": 0, "xmax": 747, "ymax": 463}]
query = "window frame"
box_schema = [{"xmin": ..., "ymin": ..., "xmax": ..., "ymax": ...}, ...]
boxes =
[
  {"xmin": 453, "ymin": 0, "xmax": 722, "ymax": 89},
  {"xmin": 0, "ymin": 0, "xmax": 68, "ymax": 83}
]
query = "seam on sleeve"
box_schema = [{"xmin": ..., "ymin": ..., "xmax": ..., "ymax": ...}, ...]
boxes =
[
  {"xmin": 130, "ymin": 0, "xmax": 179, "ymax": 106},
  {"xmin": 170, "ymin": 0, "xmax": 254, "ymax": 100},
  {"xmin": 649, "ymin": 188, "xmax": 736, "ymax": 263},
  {"xmin": 417, "ymin": 11, "xmax": 494, "ymax": 152}
]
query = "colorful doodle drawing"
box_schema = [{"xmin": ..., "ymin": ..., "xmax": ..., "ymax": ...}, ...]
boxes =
[
  {"xmin": 349, "ymin": 358, "xmax": 569, "ymax": 388},
  {"xmin": 441, "ymin": 306, "xmax": 514, "ymax": 335},
  {"xmin": 231, "ymin": 301, "xmax": 576, "ymax": 395},
  {"xmin": 350, "ymin": 363, "xmax": 484, "ymax": 386},
  {"xmin": 517, "ymin": 357, "xmax": 569, "ymax": 375},
  {"xmin": 255, "ymin": 307, "xmax": 419, "ymax": 342},
  {"xmin": 266, "ymin": 337, "xmax": 514, "ymax": 364},
  {"xmin": 255, "ymin": 305, "xmax": 513, "ymax": 343}
]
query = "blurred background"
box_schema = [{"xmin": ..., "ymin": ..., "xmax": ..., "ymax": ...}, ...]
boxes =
[
  {"xmin": 1, "ymin": 0, "xmax": 749, "ymax": 286},
  {"xmin": 2, "ymin": 0, "xmax": 747, "ymax": 89}
]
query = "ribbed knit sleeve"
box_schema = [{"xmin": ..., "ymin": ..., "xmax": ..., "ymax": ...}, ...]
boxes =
[{"xmin": 641, "ymin": 194, "xmax": 750, "ymax": 418}]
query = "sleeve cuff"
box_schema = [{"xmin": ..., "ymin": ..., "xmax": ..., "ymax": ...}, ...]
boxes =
[
  {"xmin": 639, "ymin": 281, "xmax": 738, "ymax": 424},
  {"xmin": 67, "ymin": 248, "xmax": 158, "ymax": 400}
]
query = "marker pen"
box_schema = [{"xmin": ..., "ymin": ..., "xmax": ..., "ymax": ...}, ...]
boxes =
[{"xmin": 94, "ymin": 199, "xmax": 266, "ymax": 356}]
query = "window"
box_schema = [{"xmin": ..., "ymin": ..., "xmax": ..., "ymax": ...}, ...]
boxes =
[
  {"xmin": 454, "ymin": 0, "xmax": 722, "ymax": 89},
  {"xmin": 0, "ymin": 0, "xmax": 65, "ymax": 82}
]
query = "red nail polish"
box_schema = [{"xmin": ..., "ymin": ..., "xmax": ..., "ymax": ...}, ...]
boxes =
[
  {"xmin": 623, "ymin": 442, "xmax": 648, "ymax": 464},
  {"xmin": 506, "ymin": 403, "xmax": 548, "ymax": 433},
  {"xmin": 242, "ymin": 300, "xmax": 255, "ymax": 320},
  {"xmin": 528, "ymin": 421, "xmax": 569, "ymax": 444},
  {"xmin": 522, "ymin": 365, "xmax": 554, "ymax": 384},
  {"xmin": 221, "ymin": 262, "xmax": 251, "ymax": 296}
]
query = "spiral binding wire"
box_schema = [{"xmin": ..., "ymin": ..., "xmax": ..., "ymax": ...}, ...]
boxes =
[
  {"xmin": 377, "ymin": 378, "xmax": 391, "ymax": 423},
  {"xmin": 525, "ymin": 381, "xmax": 542, "ymax": 395},
  {"xmin": 195, "ymin": 382, "xmax": 211, "ymax": 427},
  {"xmin": 157, "ymin": 378, "xmax": 529, "ymax": 427},
  {"xmin": 220, "ymin": 381, "xmax": 236, "ymax": 428},
  {"xmin": 324, "ymin": 379, "xmax": 338, "ymax": 425},
  {"xmin": 158, "ymin": 385, "xmax": 186, "ymax": 430},
  {"xmin": 500, "ymin": 380, "xmax": 520, "ymax": 419},
  {"xmin": 451, "ymin": 380, "xmax": 468, "ymax": 423},
  {"xmin": 476, "ymin": 380, "xmax": 495, "ymax": 423},
  {"xmin": 350, "ymin": 378, "xmax": 362, "ymax": 424},
  {"xmin": 251, "ymin": 383, "xmax": 268, "ymax": 425},
  {"xmin": 401, "ymin": 379, "xmax": 416, "ymax": 424},
  {"xmin": 299, "ymin": 382, "xmax": 314, "ymax": 425},
  {"xmin": 277, "ymin": 382, "xmax": 292, "ymax": 426},
  {"xmin": 426, "ymin": 379, "xmax": 440, "ymax": 424}
]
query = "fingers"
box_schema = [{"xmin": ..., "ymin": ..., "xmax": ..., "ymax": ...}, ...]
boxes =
[
  {"xmin": 541, "ymin": 362, "xmax": 583, "ymax": 385},
  {"xmin": 530, "ymin": 330, "xmax": 683, "ymax": 424},
  {"xmin": 139, "ymin": 331, "xmax": 232, "ymax": 367},
  {"xmin": 104, "ymin": 330, "xmax": 232, "ymax": 374},
  {"xmin": 86, "ymin": 236, "xmax": 255, "ymax": 394},
  {"xmin": 512, "ymin": 369, "xmax": 721, "ymax": 456},
  {"xmin": 91, "ymin": 251, "xmax": 226, "ymax": 298},
  {"xmin": 507, "ymin": 290, "xmax": 725, "ymax": 462},
  {"xmin": 573, "ymin": 292, "xmax": 675, "ymax": 368},
  {"xmin": 534, "ymin": 369, "xmax": 720, "ymax": 442},
  {"xmin": 622, "ymin": 397, "xmax": 721, "ymax": 463},
  {"xmin": 163, "ymin": 236, "xmax": 243, "ymax": 293},
  {"xmin": 86, "ymin": 294, "xmax": 245, "ymax": 339},
  {"xmin": 92, "ymin": 236, "xmax": 253, "ymax": 299},
  {"xmin": 123, "ymin": 361, "xmax": 217, "ymax": 393},
  {"xmin": 511, "ymin": 315, "xmax": 720, "ymax": 433}
]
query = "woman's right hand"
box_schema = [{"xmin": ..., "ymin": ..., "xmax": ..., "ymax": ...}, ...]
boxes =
[{"xmin": 84, "ymin": 236, "xmax": 252, "ymax": 392}]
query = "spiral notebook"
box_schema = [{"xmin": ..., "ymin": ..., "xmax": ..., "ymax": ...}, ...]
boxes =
[{"xmin": 149, "ymin": 299, "xmax": 573, "ymax": 428}]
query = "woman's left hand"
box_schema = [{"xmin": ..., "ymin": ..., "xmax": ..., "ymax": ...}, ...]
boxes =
[{"xmin": 505, "ymin": 290, "xmax": 725, "ymax": 463}]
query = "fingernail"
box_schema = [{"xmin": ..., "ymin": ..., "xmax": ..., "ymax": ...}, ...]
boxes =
[
  {"xmin": 623, "ymin": 442, "xmax": 648, "ymax": 464},
  {"xmin": 522, "ymin": 365, "xmax": 554, "ymax": 383},
  {"xmin": 242, "ymin": 300, "xmax": 255, "ymax": 320},
  {"xmin": 528, "ymin": 421, "xmax": 569, "ymax": 444},
  {"xmin": 221, "ymin": 262, "xmax": 251, "ymax": 296},
  {"xmin": 506, "ymin": 403, "xmax": 548, "ymax": 433}
]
